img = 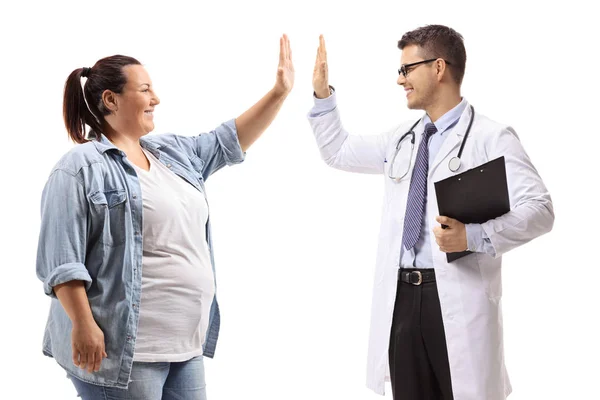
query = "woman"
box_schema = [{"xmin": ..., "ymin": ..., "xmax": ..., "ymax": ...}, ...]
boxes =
[{"xmin": 36, "ymin": 35, "xmax": 294, "ymax": 399}]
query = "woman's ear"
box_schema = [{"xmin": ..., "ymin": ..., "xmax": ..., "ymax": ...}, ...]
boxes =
[{"xmin": 102, "ymin": 90, "xmax": 118, "ymax": 112}]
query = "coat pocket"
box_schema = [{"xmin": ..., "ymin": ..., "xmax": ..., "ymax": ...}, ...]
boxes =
[{"xmin": 476, "ymin": 252, "xmax": 503, "ymax": 300}]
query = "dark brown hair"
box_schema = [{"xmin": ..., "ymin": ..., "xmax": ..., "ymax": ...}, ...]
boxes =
[
  {"xmin": 63, "ymin": 55, "xmax": 141, "ymax": 144},
  {"xmin": 398, "ymin": 25, "xmax": 466, "ymax": 85}
]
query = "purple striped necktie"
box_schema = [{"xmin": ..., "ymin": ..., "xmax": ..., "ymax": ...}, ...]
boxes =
[{"xmin": 402, "ymin": 122, "xmax": 438, "ymax": 251}]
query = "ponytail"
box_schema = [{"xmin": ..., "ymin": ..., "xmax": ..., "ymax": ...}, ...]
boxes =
[{"xmin": 63, "ymin": 68, "xmax": 101, "ymax": 144}]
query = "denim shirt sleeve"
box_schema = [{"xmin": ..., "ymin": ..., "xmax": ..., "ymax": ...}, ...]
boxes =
[
  {"xmin": 181, "ymin": 119, "xmax": 246, "ymax": 180},
  {"xmin": 36, "ymin": 169, "xmax": 92, "ymax": 298},
  {"xmin": 465, "ymin": 223, "xmax": 497, "ymax": 257}
]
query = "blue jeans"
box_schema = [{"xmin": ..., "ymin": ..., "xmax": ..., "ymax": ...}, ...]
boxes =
[{"xmin": 68, "ymin": 356, "xmax": 207, "ymax": 400}]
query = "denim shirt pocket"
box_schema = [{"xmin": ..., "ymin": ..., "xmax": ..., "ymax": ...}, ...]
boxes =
[
  {"xmin": 89, "ymin": 189, "xmax": 128, "ymax": 246},
  {"xmin": 189, "ymin": 156, "xmax": 206, "ymax": 182}
]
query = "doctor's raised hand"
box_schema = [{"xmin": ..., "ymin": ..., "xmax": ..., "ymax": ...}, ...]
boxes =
[{"xmin": 312, "ymin": 35, "xmax": 330, "ymax": 98}]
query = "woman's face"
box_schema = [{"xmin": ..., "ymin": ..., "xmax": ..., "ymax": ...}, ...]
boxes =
[{"xmin": 104, "ymin": 64, "xmax": 160, "ymax": 137}]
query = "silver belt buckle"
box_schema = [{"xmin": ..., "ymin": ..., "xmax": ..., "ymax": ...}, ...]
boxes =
[{"xmin": 410, "ymin": 271, "xmax": 423, "ymax": 285}]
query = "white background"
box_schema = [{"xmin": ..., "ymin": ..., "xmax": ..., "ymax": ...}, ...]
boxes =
[{"xmin": 0, "ymin": 0, "xmax": 598, "ymax": 398}]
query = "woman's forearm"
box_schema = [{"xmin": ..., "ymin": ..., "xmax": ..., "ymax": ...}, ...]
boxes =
[
  {"xmin": 235, "ymin": 88, "xmax": 288, "ymax": 152},
  {"xmin": 54, "ymin": 281, "xmax": 95, "ymax": 325}
]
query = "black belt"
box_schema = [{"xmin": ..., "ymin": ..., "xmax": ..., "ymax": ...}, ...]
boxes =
[{"xmin": 398, "ymin": 268, "xmax": 436, "ymax": 285}]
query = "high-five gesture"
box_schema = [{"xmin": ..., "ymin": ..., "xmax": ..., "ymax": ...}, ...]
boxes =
[
  {"xmin": 313, "ymin": 35, "xmax": 330, "ymax": 98},
  {"xmin": 274, "ymin": 34, "xmax": 294, "ymax": 97}
]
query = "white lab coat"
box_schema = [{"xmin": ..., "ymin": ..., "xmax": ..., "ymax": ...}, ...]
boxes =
[{"xmin": 307, "ymin": 100, "xmax": 554, "ymax": 400}]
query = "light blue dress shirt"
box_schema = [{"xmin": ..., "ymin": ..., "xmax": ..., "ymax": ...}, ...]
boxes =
[{"xmin": 309, "ymin": 89, "xmax": 495, "ymax": 268}]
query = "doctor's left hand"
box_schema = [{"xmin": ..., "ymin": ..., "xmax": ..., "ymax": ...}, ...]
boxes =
[{"xmin": 433, "ymin": 216, "xmax": 468, "ymax": 253}]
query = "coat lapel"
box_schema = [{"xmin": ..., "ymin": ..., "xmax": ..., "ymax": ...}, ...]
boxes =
[{"xmin": 429, "ymin": 102, "xmax": 473, "ymax": 178}]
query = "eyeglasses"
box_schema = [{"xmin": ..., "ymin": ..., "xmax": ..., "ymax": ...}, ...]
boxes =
[{"xmin": 398, "ymin": 58, "xmax": 451, "ymax": 78}]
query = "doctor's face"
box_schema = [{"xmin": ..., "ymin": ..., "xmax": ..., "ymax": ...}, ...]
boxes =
[{"xmin": 397, "ymin": 45, "xmax": 438, "ymax": 111}]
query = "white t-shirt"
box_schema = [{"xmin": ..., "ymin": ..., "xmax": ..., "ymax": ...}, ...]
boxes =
[{"xmin": 132, "ymin": 149, "xmax": 215, "ymax": 362}]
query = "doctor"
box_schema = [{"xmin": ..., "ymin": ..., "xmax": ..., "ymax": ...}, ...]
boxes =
[{"xmin": 306, "ymin": 25, "xmax": 554, "ymax": 400}]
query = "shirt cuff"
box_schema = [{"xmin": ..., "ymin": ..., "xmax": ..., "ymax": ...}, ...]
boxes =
[
  {"xmin": 219, "ymin": 118, "xmax": 246, "ymax": 165},
  {"xmin": 465, "ymin": 223, "xmax": 497, "ymax": 257},
  {"xmin": 308, "ymin": 86, "xmax": 337, "ymax": 117},
  {"xmin": 43, "ymin": 262, "xmax": 92, "ymax": 298}
]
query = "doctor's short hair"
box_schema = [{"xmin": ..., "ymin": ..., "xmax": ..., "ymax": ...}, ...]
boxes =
[{"xmin": 398, "ymin": 25, "xmax": 466, "ymax": 85}]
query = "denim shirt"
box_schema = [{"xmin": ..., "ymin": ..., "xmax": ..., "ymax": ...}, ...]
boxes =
[{"xmin": 36, "ymin": 119, "xmax": 245, "ymax": 388}]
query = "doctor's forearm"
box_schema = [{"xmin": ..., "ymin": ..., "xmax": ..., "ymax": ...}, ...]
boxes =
[
  {"xmin": 466, "ymin": 223, "xmax": 496, "ymax": 256},
  {"xmin": 481, "ymin": 199, "xmax": 554, "ymax": 258}
]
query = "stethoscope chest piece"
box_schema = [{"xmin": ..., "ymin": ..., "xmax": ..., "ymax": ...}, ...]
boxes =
[{"xmin": 448, "ymin": 156, "xmax": 461, "ymax": 172}]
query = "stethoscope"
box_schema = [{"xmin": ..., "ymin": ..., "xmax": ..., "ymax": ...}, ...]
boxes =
[{"xmin": 388, "ymin": 105, "xmax": 475, "ymax": 182}]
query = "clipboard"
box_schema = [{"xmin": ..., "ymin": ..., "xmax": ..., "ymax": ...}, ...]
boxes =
[{"xmin": 433, "ymin": 156, "xmax": 510, "ymax": 262}]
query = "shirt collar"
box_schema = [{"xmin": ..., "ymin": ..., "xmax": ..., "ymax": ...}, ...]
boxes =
[
  {"xmin": 423, "ymin": 97, "xmax": 468, "ymax": 135},
  {"xmin": 91, "ymin": 132, "xmax": 162, "ymax": 156},
  {"xmin": 91, "ymin": 132, "xmax": 119, "ymax": 154}
]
